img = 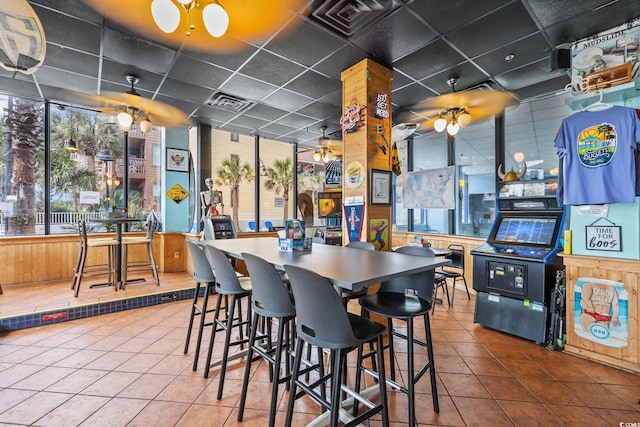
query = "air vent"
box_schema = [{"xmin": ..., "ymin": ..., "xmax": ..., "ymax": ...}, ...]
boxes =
[
  {"xmin": 206, "ymin": 91, "xmax": 255, "ymax": 112},
  {"xmin": 311, "ymin": 0, "xmax": 398, "ymax": 38}
]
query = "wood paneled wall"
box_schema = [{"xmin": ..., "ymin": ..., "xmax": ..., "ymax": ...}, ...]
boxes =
[{"xmin": 0, "ymin": 232, "xmax": 184, "ymax": 287}]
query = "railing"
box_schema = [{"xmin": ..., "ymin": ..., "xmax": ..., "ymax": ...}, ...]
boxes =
[
  {"xmin": 0, "ymin": 211, "xmax": 110, "ymax": 235},
  {"xmin": 115, "ymin": 158, "xmax": 146, "ymax": 179}
]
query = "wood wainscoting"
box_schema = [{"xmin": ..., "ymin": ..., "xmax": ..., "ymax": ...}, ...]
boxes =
[{"xmin": 0, "ymin": 232, "xmax": 185, "ymax": 287}]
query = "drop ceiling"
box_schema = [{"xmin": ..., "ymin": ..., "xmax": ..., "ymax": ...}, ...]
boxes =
[{"xmin": 1, "ymin": 0, "xmax": 639, "ymax": 155}]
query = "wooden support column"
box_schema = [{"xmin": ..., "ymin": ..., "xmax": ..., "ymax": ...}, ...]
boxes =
[{"xmin": 341, "ymin": 59, "xmax": 393, "ymax": 250}]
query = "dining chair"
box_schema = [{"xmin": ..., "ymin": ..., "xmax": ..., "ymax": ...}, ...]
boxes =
[
  {"xmin": 358, "ymin": 245, "xmax": 439, "ymax": 426},
  {"xmin": 121, "ymin": 214, "xmax": 160, "ymax": 288},
  {"xmin": 435, "ymin": 244, "xmax": 470, "ymax": 307},
  {"xmin": 248, "ymin": 220, "xmax": 256, "ymax": 231},
  {"xmin": 71, "ymin": 220, "xmax": 119, "ymax": 298},
  {"xmin": 264, "ymin": 220, "xmax": 273, "ymax": 230},
  {"xmin": 283, "ymin": 264, "xmax": 389, "ymax": 427},
  {"xmin": 237, "ymin": 253, "xmax": 296, "ymax": 427},
  {"xmin": 203, "ymin": 244, "xmax": 253, "ymax": 400}
]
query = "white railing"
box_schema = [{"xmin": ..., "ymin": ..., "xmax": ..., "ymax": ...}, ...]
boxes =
[{"xmin": 0, "ymin": 211, "xmax": 110, "ymax": 235}]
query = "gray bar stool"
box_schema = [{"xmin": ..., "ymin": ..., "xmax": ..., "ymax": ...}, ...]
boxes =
[
  {"xmin": 183, "ymin": 241, "xmax": 219, "ymax": 371},
  {"xmin": 203, "ymin": 244, "xmax": 252, "ymax": 400},
  {"xmin": 237, "ymin": 252, "xmax": 296, "ymax": 427},
  {"xmin": 283, "ymin": 264, "xmax": 389, "ymax": 427},
  {"xmin": 358, "ymin": 245, "xmax": 439, "ymax": 426}
]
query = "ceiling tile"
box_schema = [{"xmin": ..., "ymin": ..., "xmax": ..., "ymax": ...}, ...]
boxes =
[
  {"xmin": 446, "ymin": 2, "xmax": 539, "ymax": 58},
  {"xmin": 239, "ymin": 51, "xmax": 306, "ymax": 87},
  {"xmin": 350, "ymin": 7, "xmax": 437, "ymax": 64},
  {"xmin": 284, "ymin": 70, "xmax": 340, "ymax": 99},
  {"xmin": 262, "ymin": 88, "xmax": 314, "ymax": 111},
  {"xmin": 312, "ymin": 45, "xmax": 369, "ymax": 79},
  {"xmin": 169, "ymin": 55, "xmax": 232, "ymax": 89},
  {"xmin": 393, "ymin": 39, "xmax": 465, "ymax": 81},
  {"xmin": 103, "ymin": 28, "xmax": 176, "ymax": 75},
  {"xmin": 295, "ymin": 101, "xmax": 340, "ymax": 121},
  {"xmin": 33, "ymin": 6, "xmax": 101, "ymax": 55},
  {"xmin": 243, "ymin": 103, "xmax": 289, "ymax": 122},
  {"xmin": 100, "ymin": 60, "xmax": 164, "ymax": 92},
  {"xmin": 473, "ymin": 33, "xmax": 552, "ymax": 76},
  {"xmin": 220, "ymin": 74, "xmax": 279, "ymax": 102},
  {"xmin": 410, "ymin": 0, "xmax": 512, "ymax": 35},
  {"xmin": 159, "ymin": 77, "xmax": 213, "ymax": 104},
  {"xmin": 265, "ymin": 21, "xmax": 346, "ymax": 67},
  {"xmin": 275, "ymin": 112, "xmax": 319, "ymax": 130},
  {"xmin": 43, "ymin": 44, "xmax": 99, "ymax": 79}
]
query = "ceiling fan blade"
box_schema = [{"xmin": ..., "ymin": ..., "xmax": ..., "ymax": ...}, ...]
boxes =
[
  {"xmin": 58, "ymin": 89, "xmax": 190, "ymax": 128},
  {"xmin": 81, "ymin": 0, "xmax": 306, "ymax": 53},
  {"xmin": 401, "ymin": 89, "xmax": 520, "ymax": 130},
  {"xmin": 100, "ymin": 91, "xmax": 191, "ymax": 127}
]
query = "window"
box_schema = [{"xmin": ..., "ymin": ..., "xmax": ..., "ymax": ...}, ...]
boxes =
[
  {"xmin": 0, "ymin": 95, "xmax": 164, "ymax": 236},
  {"xmin": 230, "ymin": 132, "xmax": 239, "ymax": 142}
]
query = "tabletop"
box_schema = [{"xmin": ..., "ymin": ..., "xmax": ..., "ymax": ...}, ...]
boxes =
[{"xmin": 203, "ymin": 237, "xmax": 450, "ymax": 290}]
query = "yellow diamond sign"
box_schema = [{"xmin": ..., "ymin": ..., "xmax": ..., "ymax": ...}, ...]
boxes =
[{"xmin": 167, "ymin": 184, "xmax": 189, "ymax": 204}]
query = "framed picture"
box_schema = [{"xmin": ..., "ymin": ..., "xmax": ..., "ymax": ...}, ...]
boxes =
[
  {"xmin": 370, "ymin": 169, "xmax": 392, "ymax": 205},
  {"xmin": 166, "ymin": 148, "xmax": 189, "ymax": 172}
]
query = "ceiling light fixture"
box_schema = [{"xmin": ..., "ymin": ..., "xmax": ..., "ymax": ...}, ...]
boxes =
[
  {"xmin": 312, "ymin": 147, "xmax": 335, "ymax": 163},
  {"xmin": 115, "ymin": 75, "xmax": 155, "ymax": 133},
  {"xmin": 151, "ymin": 0, "xmax": 229, "ymax": 38},
  {"xmin": 434, "ymin": 107, "xmax": 471, "ymax": 136}
]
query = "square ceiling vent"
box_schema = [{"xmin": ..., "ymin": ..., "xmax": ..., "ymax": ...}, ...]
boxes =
[
  {"xmin": 206, "ymin": 91, "xmax": 255, "ymax": 112},
  {"xmin": 311, "ymin": 0, "xmax": 400, "ymax": 38}
]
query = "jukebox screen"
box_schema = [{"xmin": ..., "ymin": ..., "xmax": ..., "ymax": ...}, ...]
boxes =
[{"xmin": 492, "ymin": 216, "xmax": 558, "ymax": 246}]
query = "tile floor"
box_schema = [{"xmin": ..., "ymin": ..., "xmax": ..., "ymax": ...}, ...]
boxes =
[{"xmin": 1, "ymin": 273, "xmax": 639, "ymax": 426}]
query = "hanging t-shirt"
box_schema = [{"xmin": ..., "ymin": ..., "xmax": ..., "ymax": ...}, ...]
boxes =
[{"xmin": 554, "ymin": 105, "xmax": 640, "ymax": 205}]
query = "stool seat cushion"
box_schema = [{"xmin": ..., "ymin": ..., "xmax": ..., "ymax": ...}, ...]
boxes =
[{"xmin": 360, "ymin": 292, "xmax": 433, "ymax": 318}]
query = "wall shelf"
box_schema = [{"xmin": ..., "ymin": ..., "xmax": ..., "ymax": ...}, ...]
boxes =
[{"xmin": 565, "ymin": 80, "xmax": 640, "ymax": 111}]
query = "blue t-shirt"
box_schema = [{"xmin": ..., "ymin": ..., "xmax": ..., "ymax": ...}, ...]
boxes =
[{"xmin": 554, "ymin": 106, "xmax": 640, "ymax": 205}]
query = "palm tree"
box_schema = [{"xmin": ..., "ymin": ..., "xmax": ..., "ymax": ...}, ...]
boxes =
[
  {"xmin": 263, "ymin": 157, "xmax": 294, "ymax": 224},
  {"xmin": 216, "ymin": 156, "xmax": 254, "ymax": 230},
  {"xmin": 4, "ymin": 98, "xmax": 43, "ymax": 235}
]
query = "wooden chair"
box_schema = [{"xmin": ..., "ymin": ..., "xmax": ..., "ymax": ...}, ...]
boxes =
[
  {"xmin": 121, "ymin": 214, "xmax": 160, "ymax": 288},
  {"xmin": 71, "ymin": 220, "xmax": 118, "ymax": 297}
]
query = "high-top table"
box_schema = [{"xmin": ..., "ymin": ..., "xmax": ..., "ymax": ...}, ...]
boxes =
[
  {"xmin": 202, "ymin": 237, "xmax": 450, "ymax": 290},
  {"xmin": 203, "ymin": 237, "xmax": 450, "ymax": 426},
  {"xmin": 92, "ymin": 217, "xmax": 144, "ymax": 289}
]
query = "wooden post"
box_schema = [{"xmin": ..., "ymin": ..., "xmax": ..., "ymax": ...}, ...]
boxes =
[{"xmin": 341, "ymin": 59, "xmax": 393, "ymax": 250}]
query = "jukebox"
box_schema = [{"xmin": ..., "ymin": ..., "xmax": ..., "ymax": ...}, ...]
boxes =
[{"xmin": 471, "ymin": 179, "xmax": 566, "ymax": 343}]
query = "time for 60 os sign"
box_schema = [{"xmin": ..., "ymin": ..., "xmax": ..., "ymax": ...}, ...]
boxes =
[{"xmin": 585, "ymin": 226, "xmax": 621, "ymax": 251}]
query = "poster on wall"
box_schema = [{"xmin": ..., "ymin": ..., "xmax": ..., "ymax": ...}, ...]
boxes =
[
  {"xmin": 570, "ymin": 17, "xmax": 640, "ymax": 93},
  {"xmin": 344, "ymin": 202, "xmax": 364, "ymax": 243},
  {"xmin": 369, "ymin": 218, "xmax": 388, "ymax": 250},
  {"xmin": 574, "ymin": 277, "xmax": 628, "ymax": 348},
  {"xmin": 403, "ymin": 166, "xmax": 455, "ymax": 209}
]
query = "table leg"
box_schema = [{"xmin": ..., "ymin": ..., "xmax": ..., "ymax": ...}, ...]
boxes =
[{"xmin": 115, "ymin": 223, "xmax": 122, "ymax": 290}]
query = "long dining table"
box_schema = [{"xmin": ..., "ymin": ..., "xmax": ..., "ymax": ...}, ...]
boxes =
[{"xmin": 202, "ymin": 237, "xmax": 451, "ymax": 291}]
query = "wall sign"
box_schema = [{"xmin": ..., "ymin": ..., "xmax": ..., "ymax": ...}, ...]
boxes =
[
  {"xmin": 585, "ymin": 224, "xmax": 621, "ymax": 251},
  {"xmin": 373, "ymin": 92, "xmax": 389, "ymax": 119},
  {"xmin": 574, "ymin": 278, "xmax": 628, "ymax": 348}
]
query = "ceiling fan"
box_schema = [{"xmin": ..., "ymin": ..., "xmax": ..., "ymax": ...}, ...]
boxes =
[
  {"xmin": 80, "ymin": 0, "xmax": 306, "ymax": 53},
  {"xmin": 398, "ymin": 77, "xmax": 520, "ymax": 136},
  {"xmin": 66, "ymin": 75, "xmax": 191, "ymax": 131},
  {"xmin": 298, "ymin": 125, "xmax": 342, "ymax": 162}
]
